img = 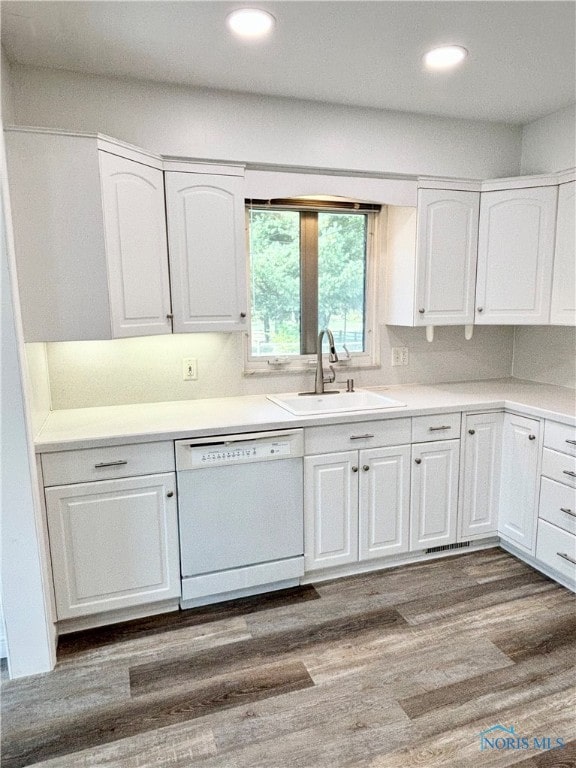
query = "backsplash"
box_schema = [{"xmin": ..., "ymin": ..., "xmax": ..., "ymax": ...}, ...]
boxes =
[
  {"xmin": 30, "ymin": 325, "xmax": 515, "ymax": 410},
  {"xmin": 512, "ymin": 326, "xmax": 576, "ymax": 389}
]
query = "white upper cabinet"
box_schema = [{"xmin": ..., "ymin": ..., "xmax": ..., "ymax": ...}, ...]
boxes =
[
  {"xmin": 99, "ymin": 152, "xmax": 172, "ymax": 337},
  {"xmin": 384, "ymin": 187, "xmax": 479, "ymax": 326},
  {"xmin": 5, "ymin": 129, "xmax": 170, "ymax": 342},
  {"xmin": 165, "ymin": 169, "xmax": 248, "ymax": 333},
  {"xmin": 550, "ymin": 181, "xmax": 576, "ymax": 325},
  {"xmin": 475, "ymin": 185, "xmax": 558, "ymax": 324},
  {"xmin": 414, "ymin": 189, "xmax": 480, "ymax": 326}
]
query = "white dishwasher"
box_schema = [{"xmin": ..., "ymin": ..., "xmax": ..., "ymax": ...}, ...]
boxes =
[{"xmin": 175, "ymin": 429, "xmax": 304, "ymax": 608}]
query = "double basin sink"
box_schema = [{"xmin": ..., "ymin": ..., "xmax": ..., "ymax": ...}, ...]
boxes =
[{"xmin": 267, "ymin": 389, "xmax": 406, "ymax": 416}]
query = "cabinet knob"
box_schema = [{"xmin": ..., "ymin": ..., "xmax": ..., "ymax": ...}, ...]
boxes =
[
  {"xmin": 352, "ymin": 466, "xmax": 359, "ymax": 473},
  {"xmin": 477, "ymin": 307, "xmax": 483, "ymax": 313},
  {"xmin": 418, "ymin": 308, "xmax": 425, "ymax": 314},
  {"xmin": 166, "ymin": 313, "xmax": 174, "ymax": 319},
  {"xmin": 415, "ymin": 458, "xmax": 422, "ymax": 465},
  {"xmin": 362, "ymin": 465, "xmax": 370, "ymax": 472},
  {"xmin": 167, "ymin": 491, "xmax": 174, "ymax": 497},
  {"xmin": 240, "ymin": 312, "xmax": 247, "ymax": 318},
  {"xmin": 468, "ymin": 429, "xmax": 476, "ymax": 435},
  {"xmin": 528, "ymin": 434, "xmax": 536, "ymax": 441}
]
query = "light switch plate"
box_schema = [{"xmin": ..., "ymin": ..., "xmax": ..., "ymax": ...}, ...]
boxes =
[{"xmin": 182, "ymin": 357, "xmax": 198, "ymax": 380}]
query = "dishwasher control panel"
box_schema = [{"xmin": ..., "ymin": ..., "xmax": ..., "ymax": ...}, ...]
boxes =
[{"xmin": 175, "ymin": 429, "xmax": 304, "ymax": 470}]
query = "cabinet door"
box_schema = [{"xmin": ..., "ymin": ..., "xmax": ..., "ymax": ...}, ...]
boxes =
[
  {"xmin": 475, "ymin": 186, "xmax": 557, "ymax": 324},
  {"xmin": 99, "ymin": 152, "xmax": 172, "ymax": 338},
  {"xmin": 359, "ymin": 445, "xmax": 411, "ymax": 559},
  {"xmin": 45, "ymin": 473, "xmax": 180, "ymax": 619},
  {"xmin": 460, "ymin": 412, "xmax": 503, "ymax": 539},
  {"xmin": 499, "ymin": 414, "xmax": 540, "ymax": 552},
  {"xmin": 304, "ymin": 452, "xmax": 358, "ymax": 571},
  {"xmin": 550, "ymin": 181, "xmax": 576, "ymax": 325},
  {"xmin": 411, "ymin": 440, "xmax": 460, "ymax": 550},
  {"xmin": 415, "ymin": 189, "xmax": 479, "ymax": 326},
  {"xmin": 165, "ymin": 171, "xmax": 248, "ymax": 333}
]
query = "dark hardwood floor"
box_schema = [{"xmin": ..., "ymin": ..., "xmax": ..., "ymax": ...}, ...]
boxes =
[{"xmin": 2, "ymin": 548, "xmax": 575, "ymax": 768}]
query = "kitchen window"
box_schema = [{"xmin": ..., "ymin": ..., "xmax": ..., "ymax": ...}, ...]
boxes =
[{"xmin": 245, "ymin": 199, "xmax": 380, "ymax": 370}]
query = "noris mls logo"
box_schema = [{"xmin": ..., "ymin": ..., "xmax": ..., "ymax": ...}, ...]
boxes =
[{"xmin": 479, "ymin": 724, "xmax": 566, "ymax": 752}]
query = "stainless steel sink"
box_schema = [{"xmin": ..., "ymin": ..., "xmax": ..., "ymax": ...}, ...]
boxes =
[{"xmin": 267, "ymin": 389, "xmax": 406, "ymax": 416}]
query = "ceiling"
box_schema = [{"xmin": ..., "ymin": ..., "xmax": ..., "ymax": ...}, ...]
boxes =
[{"xmin": 2, "ymin": 1, "xmax": 575, "ymax": 124}]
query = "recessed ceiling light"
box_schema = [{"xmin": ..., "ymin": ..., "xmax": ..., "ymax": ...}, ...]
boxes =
[
  {"xmin": 423, "ymin": 45, "xmax": 468, "ymax": 71},
  {"xmin": 227, "ymin": 8, "xmax": 275, "ymax": 39}
]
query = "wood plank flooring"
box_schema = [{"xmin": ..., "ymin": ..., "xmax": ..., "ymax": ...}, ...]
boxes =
[{"xmin": 2, "ymin": 548, "xmax": 575, "ymax": 768}]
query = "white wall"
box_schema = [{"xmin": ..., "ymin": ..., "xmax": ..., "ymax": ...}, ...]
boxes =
[
  {"xmin": 8, "ymin": 65, "xmax": 523, "ymax": 179},
  {"xmin": 43, "ymin": 326, "xmax": 515, "ymax": 410},
  {"xmin": 1, "ymin": 47, "xmax": 15, "ymax": 125},
  {"xmin": 513, "ymin": 106, "xmax": 576, "ymax": 389},
  {"xmin": 1, "ymin": 139, "xmax": 56, "ymax": 676},
  {"xmin": 521, "ymin": 104, "xmax": 576, "ymax": 174}
]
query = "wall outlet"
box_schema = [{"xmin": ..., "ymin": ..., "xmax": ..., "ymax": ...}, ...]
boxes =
[
  {"xmin": 182, "ymin": 357, "xmax": 198, "ymax": 381},
  {"xmin": 391, "ymin": 347, "xmax": 409, "ymax": 366}
]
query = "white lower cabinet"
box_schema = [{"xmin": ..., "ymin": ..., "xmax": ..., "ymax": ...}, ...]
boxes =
[
  {"xmin": 410, "ymin": 439, "xmax": 460, "ymax": 550},
  {"xmin": 304, "ymin": 445, "xmax": 410, "ymax": 572},
  {"xmin": 45, "ymin": 473, "xmax": 180, "ymax": 620},
  {"xmin": 498, "ymin": 413, "xmax": 540, "ymax": 552},
  {"xmin": 460, "ymin": 412, "xmax": 503, "ymax": 539}
]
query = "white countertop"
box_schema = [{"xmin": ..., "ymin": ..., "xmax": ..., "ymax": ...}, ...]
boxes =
[{"xmin": 34, "ymin": 378, "xmax": 576, "ymax": 452}]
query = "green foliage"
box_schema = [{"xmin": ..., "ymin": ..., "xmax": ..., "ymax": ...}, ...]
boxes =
[{"xmin": 249, "ymin": 208, "xmax": 366, "ymax": 354}]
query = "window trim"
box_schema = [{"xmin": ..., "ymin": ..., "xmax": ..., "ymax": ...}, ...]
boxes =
[{"xmin": 243, "ymin": 205, "xmax": 382, "ymax": 375}]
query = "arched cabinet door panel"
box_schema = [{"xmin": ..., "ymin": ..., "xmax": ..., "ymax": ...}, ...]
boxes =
[
  {"xmin": 550, "ymin": 181, "xmax": 575, "ymax": 325},
  {"xmin": 475, "ymin": 186, "xmax": 557, "ymax": 324},
  {"xmin": 165, "ymin": 171, "xmax": 248, "ymax": 333}
]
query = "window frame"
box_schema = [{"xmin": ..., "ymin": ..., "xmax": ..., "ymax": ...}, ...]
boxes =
[{"xmin": 243, "ymin": 202, "xmax": 382, "ymax": 375}]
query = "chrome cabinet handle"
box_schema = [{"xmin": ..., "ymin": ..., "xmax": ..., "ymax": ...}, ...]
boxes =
[
  {"xmin": 429, "ymin": 425, "xmax": 451, "ymax": 432},
  {"xmin": 528, "ymin": 434, "xmax": 536, "ymax": 441},
  {"xmin": 94, "ymin": 460, "xmax": 128, "ymax": 468},
  {"xmin": 352, "ymin": 466, "xmax": 359, "ymax": 473},
  {"xmin": 468, "ymin": 429, "xmax": 476, "ymax": 435},
  {"xmin": 350, "ymin": 434, "xmax": 375, "ymax": 440},
  {"xmin": 557, "ymin": 552, "xmax": 576, "ymax": 566},
  {"xmin": 563, "ymin": 470, "xmax": 576, "ymax": 478},
  {"xmin": 566, "ymin": 439, "xmax": 576, "ymax": 446},
  {"xmin": 418, "ymin": 308, "xmax": 425, "ymax": 314},
  {"xmin": 477, "ymin": 307, "xmax": 483, "ymax": 313},
  {"xmin": 362, "ymin": 465, "xmax": 370, "ymax": 472},
  {"xmin": 560, "ymin": 507, "xmax": 576, "ymax": 518},
  {"xmin": 415, "ymin": 458, "xmax": 422, "ymax": 464}
]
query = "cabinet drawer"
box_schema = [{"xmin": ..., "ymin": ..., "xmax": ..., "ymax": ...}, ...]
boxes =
[
  {"xmin": 41, "ymin": 442, "xmax": 175, "ymax": 486},
  {"xmin": 411, "ymin": 413, "xmax": 461, "ymax": 443},
  {"xmin": 544, "ymin": 421, "xmax": 576, "ymax": 457},
  {"xmin": 541, "ymin": 448, "xmax": 576, "ymax": 488},
  {"xmin": 305, "ymin": 418, "xmax": 411, "ymax": 455},
  {"xmin": 536, "ymin": 519, "xmax": 576, "ymax": 585},
  {"xmin": 539, "ymin": 477, "xmax": 576, "ymax": 535}
]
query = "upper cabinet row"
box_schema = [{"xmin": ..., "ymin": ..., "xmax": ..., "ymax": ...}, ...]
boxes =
[
  {"xmin": 6, "ymin": 129, "xmax": 575, "ymax": 343},
  {"xmin": 385, "ymin": 178, "xmax": 575, "ymax": 327},
  {"xmin": 5, "ymin": 130, "xmax": 247, "ymax": 342}
]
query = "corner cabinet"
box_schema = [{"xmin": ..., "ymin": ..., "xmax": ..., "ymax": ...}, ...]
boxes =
[
  {"xmin": 164, "ymin": 167, "xmax": 248, "ymax": 333},
  {"xmin": 498, "ymin": 413, "xmax": 541, "ymax": 552},
  {"xmin": 5, "ymin": 129, "xmax": 172, "ymax": 341},
  {"xmin": 550, "ymin": 181, "xmax": 576, "ymax": 325},
  {"xmin": 475, "ymin": 185, "xmax": 557, "ymax": 324}
]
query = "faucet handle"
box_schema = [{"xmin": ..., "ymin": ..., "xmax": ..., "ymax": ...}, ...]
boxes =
[{"xmin": 337, "ymin": 378, "xmax": 355, "ymax": 392}]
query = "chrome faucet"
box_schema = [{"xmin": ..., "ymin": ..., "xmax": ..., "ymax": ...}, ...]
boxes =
[{"xmin": 315, "ymin": 328, "xmax": 339, "ymax": 394}]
